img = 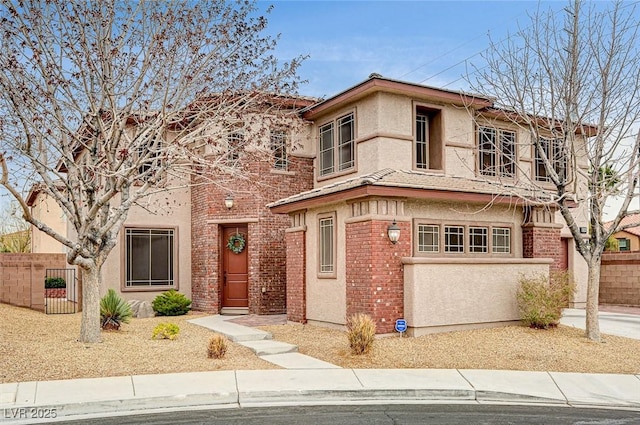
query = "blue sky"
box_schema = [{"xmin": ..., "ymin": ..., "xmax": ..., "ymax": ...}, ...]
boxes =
[{"xmin": 263, "ymin": 0, "xmax": 567, "ymax": 99}]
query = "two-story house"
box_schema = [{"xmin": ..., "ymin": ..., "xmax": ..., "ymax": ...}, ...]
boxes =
[
  {"xmin": 28, "ymin": 75, "xmax": 588, "ymax": 335},
  {"xmin": 269, "ymin": 75, "xmax": 588, "ymax": 335}
]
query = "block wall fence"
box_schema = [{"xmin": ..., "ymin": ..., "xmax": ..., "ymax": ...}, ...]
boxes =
[{"xmin": 600, "ymin": 252, "xmax": 640, "ymax": 306}]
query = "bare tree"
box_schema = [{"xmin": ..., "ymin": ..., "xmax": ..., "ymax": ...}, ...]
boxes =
[
  {"xmin": 468, "ymin": 0, "xmax": 640, "ymax": 341},
  {"xmin": 0, "ymin": 1, "xmax": 304, "ymax": 342},
  {"xmin": 0, "ymin": 201, "xmax": 30, "ymax": 252}
]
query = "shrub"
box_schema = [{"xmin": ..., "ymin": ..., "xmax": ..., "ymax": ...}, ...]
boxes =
[
  {"xmin": 45, "ymin": 277, "xmax": 66, "ymax": 289},
  {"xmin": 100, "ymin": 289, "xmax": 133, "ymax": 331},
  {"xmin": 517, "ymin": 271, "xmax": 576, "ymax": 329},
  {"xmin": 346, "ymin": 313, "xmax": 376, "ymax": 355},
  {"xmin": 152, "ymin": 290, "xmax": 192, "ymax": 316},
  {"xmin": 207, "ymin": 334, "xmax": 228, "ymax": 359},
  {"xmin": 152, "ymin": 323, "xmax": 180, "ymax": 340}
]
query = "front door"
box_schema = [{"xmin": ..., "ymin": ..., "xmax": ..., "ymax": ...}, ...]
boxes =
[{"xmin": 222, "ymin": 226, "xmax": 249, "ymax": 308}]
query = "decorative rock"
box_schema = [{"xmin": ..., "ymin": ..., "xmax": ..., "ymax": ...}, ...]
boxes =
[{"xmin": 128, "ymin": 300, "xmax": 155, "ymax": 318}]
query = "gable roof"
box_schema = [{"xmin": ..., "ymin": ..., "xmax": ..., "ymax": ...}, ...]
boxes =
[
  {"xmin": 269, "ymin": 169, "xmax": 557, "ymax": 214},
  {"xmin": 606, "ymin": 211, "xmax": 640, "ymax": 237}
]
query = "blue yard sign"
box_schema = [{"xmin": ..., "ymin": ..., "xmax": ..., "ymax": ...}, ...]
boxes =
[{"xmin": 395, "ymin": 319, "xmax": 407, "ymax": 333}]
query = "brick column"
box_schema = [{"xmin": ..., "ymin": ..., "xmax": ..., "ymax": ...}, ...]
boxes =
[
  {"xmin": 285, "ymin": 228, "xmax": 306, "ymax": 323},
  {"xmin": 345, "ymin": 219, "xmax": 411, "ymax": 334},
  {"xmin": 522, "ymin": 224, "xmax": 563, "ymax": 270}
]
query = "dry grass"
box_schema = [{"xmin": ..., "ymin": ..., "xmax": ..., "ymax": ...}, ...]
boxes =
[
  {"xmin": 0, "ymin": 303, "xmax": 276, "ymax": 384},
  {"xmin": 259, "ymin": 323, "xmax": 640, "ymax": 374},
  {"xmin": 2, "ymin": 302, "xmax": 640, "ymax": 384}
]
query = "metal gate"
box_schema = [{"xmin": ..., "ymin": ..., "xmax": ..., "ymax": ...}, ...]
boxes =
[{"xmin": 44, "ymin": 268, "xmax": 77, "ymax": 314}]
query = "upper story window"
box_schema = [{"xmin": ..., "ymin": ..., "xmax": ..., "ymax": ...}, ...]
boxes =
[
  {"xmin": 271, "ymin": 128, "xmax": 288, "ymax": 171},
  {"xmin": 535, "ymin": 137, "xmax": 567, "ymax": 182},
  {"xmin": 227, "ymin": 126, "xmax": 244, "ymax": 164},
  {"xmin": 319, "ymin": 112, "xmax": 355, "ymax": 177},
  {"xmin": 414, "ymin": 105, "xmax": 443, "ymax": 171},
  {"xmin": 478, "ymin": 126, "xmax": 516, "ymax": 178}
]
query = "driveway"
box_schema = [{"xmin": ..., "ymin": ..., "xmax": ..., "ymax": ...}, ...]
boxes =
[{"xmin": 560, "ymin": 308, "xmax": 640, "ymax": 340}]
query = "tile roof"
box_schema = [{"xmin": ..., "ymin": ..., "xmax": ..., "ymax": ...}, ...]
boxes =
[
  {"xmin": 268, "ymin": 169, "xmax": 557, "ymax": 208},
  {"xmin": 606, "ymin": 211, "xmax": 640, "ymax": 236}
]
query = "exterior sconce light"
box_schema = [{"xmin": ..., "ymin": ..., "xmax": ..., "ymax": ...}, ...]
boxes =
[
  {"xmin": 387, "ymin": 220, "xmax": 401, "ymax": 244},
  {"xmin": 224, "ymin": 194, "xmax": 234, "ymax": 210},
  {"xmin": 579, "ymin": 227, "xmax": 588, "ymax": 234}
]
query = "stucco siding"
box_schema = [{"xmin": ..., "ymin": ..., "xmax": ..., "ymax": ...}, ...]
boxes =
[{"xmin": 403, "ymin": 258, "xmax": 551, "ymax": 335}]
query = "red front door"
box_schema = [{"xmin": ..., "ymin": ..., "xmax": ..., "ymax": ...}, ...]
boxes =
[{"xmin": 222, "ymin": 226, "xmax": 248, "ymax": 308}]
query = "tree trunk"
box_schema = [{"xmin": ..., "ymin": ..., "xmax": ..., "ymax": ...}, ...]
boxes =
[
  {"xmin": 585, "ymin": 259, "xmax": 601, "ymax": 342},
  {"xmin": 79, "ymin": 263, "xmax": 102, "ymax": 343}
]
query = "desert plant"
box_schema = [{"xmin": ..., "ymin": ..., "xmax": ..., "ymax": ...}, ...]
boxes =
[
  {"xmin": 100, "ymin": 289, "xmax": 133, "ymax": 331},
  {"xmin": 516, "ymin": 271, "xmax": 576, "ymax": 329},
  {"xmin": 207, "ymin": 334, "xmax": 228, "ymax": 359},
  {"xmin": 152, "ymin": 323, "xmax": 180, "ymax": 340},
  {"xmin": 346, "ymin": 313, "xmax": 376, "ymax": 355},
  {"xmin": 44, "ymin": 277, "xmax": 66, "ymax": 289},
  {"xmin": 152, "ymin": 290, "xmax": 192, "ymax": 316}
]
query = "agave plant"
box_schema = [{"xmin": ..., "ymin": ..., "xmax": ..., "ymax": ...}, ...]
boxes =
[{"xmin": 100, "ymin": 289, "xmax": 133, "ymax": 331}]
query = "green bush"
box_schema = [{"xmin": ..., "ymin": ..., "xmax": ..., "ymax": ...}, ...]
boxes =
[
  {"xmin": 100, "ymin": 289, "xmax": 133, "ymax": 331},
  {"xmin": 346, "ymin": 313, "xmax": 376, "ymax": 355},
  {"xmin": 152, "ymin": 323, "xmax": 180, "ymax": 340},
  {"xmin": 45, "ymin": 277, "xmax": 66, "ymax": 289},
  {"xmin": 152, "ymin": 290, "xmax": 192, "ymax": 316},
  {"xmin": 516, "ymin": 271, "xmax": 576, "ymax": 329}
]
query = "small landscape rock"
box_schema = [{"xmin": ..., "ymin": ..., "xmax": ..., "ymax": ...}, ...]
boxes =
[{"xmin": 128, "ymin": 300, "xmax": 155, "ymax": 318}]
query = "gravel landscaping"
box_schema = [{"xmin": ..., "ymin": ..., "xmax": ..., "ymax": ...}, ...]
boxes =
[{"xmin": 2, "ymin": 302, "xmax": 639, "ymax": 384}]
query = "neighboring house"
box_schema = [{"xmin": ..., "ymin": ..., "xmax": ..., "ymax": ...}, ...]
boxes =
[
  {"xmin": 0, "ymin": 230, "xmax": 30, "ymax": 253},
  {"xmin": 28, "ymin": 75, "xmax": 589, "ymax": 335},
  {"xmin": 605, "ymin": 212, "xmax": 640, "ymax": 252}
]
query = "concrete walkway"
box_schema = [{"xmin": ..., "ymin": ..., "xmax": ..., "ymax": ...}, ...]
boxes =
[
  {"xmin": 188, "ymin": 315, "xmax": 340, "ymax": 369},
  {"xmin": 560, "ymin": 308, "xmax": 640, "ymax": 340}
]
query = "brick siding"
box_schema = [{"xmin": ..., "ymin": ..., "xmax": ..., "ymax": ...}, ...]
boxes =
[
  {"xmin": 0, "ymin": 253, "xmax": 67, "ymax": 311},
  {"xmin": 190, "ymin": 156, "xmax": 313, "ymax": 314},
  {"xmin": 600, "ymin": 252, "xmax": 640, "ymax": 306},
  {"xmin": 285, "ymin": 229, "xmax": 306, "ymax": 322},
  {"xmin": 522, "ymin": 226, "xmax": 562, "ymax": 270},
  {"xmin": 345, "ymin": 220, "xmax": 411, "ymax": 334}
]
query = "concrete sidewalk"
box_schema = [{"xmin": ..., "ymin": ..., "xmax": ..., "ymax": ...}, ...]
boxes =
[
  {"xmin": 560, "ymin": 308, "xmax": 640, "ymax": 340},
  {"xmin": 1, "ymin": 369, "xmax": 639, "ymax": 423}
]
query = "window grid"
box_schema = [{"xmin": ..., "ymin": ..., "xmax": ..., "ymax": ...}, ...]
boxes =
[
  {"xmin": 469, "ymin": 227, "xmax": 488, "ymax": 253},
  {"xmin": 478, "ymin": 126, "xmax": 516, "ymax": 178},
  {"xmin": 492, "ymin": 227, "xmax": 511, "ymax": 253},
  {"xmin": 227, "ymin": 129, "xmax": 244, "ymax": 163},
  {"xmin": 318, "ymin": 113, "xmax": 355, "ymax": 177},
  {"xmin": 415, "ymin": 114, "xmax": 428, "ymax": 169},
  {"xmin": 125, "ymin": 228, "xmax": 174, "ymax": 287},
  {"xmin": 271, "ymin": 129, "xmax": 288, "ymax": 171},
  {"xmin": 319, "ymin": 217, "xmax": 334, "ymax": 273},
  {"xmin": 536, "ymin": 137, "xmax": 566, "ymax": 182},
  {"xmin": 444, "ymin": 226, "xmax": 465, "ymax": 253},
  {"xmin": 417, "ymin": 224, "xmax": 439, "ymax": 252}
]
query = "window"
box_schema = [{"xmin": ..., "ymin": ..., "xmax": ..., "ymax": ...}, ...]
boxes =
[
  {"xmin": 271, "ymin": 129, "xmax": 288, "ymax": 171},
  {"xmin": 415, "ymin": 223, "xmax": 511, "ymax": 255},
  {"xmin": 535, "ymin": 137, "xmax": 567, "ymax": 182},
  {"xmin": 137, "ymin": 139, "xmax": 161, "ymax": 180},
  {"xmin": 319, "ymin": 214, "xmax": 335, "ymax": 274},
  {"xmin": 469, "ymin": 227, "xmax": 488, "ymax": 253},
  {"xmin": 617, "ymin": 238, "xmax": 631, "ymax": 252},
  {"xmin": 318, "ymin": 113, "xmax": 354, "ymax": 177},
  {"xmin": 444, "ymin": 226, "xmax": 465, "ymax": 253},
  {"xmin": 125, "ymin": 228, "xmax": 174, "ymax": 288},
  {"xmin": 414, "ymin": 106, "xmax": 443, "ymax": 170},
  {"xmin": 417, "ymin": 224, "xmax": 439, "ymax": 252},
  {"xmin": 478, "ymin": 126, "xmax": 515, "ymax": 177},
  {"xmin": 492, "ymin": 227, "xmax": 511, "ymax": 253},
  {"xmin": 227, "ymin": 127, "xmax": 244, "ymax": 163}
]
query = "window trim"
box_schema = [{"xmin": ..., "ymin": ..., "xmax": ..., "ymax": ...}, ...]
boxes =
[
  {"xmin": 413, "ymin": 102, "xmax": 444, "ymax": 172},
  {"xmin": 477, "ymin": 125, "xmax": 517, "ymax": 178},
  {"xmin": 317, "ymin": 111, "xmax": 356, "ymax": 180},
  {"xmin": 317, "ymin": 212, "xmax": 337, "ymax": 278},
  {"xmin": 271, "ymin": 128, "xmax": 288, "ymax": 171},
  {"xmin": 414, "ymin": 219, "xmax": 513, "ymax": 258},
  {"xmin": 617, "ymin": 237, "xmax": 631, "ymax": 252},
  {"xmin": 121, "ymin": 225, "xmax": 179, "ymax": 292}
]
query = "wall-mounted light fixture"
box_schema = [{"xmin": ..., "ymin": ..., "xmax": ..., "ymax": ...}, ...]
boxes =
[
  {"xmin": 579, "ymin": 227, "xmax": 588, "ymax": 234},
  {"xmin": 224, "ymin": 194, "xmax": 234, "ymax": 210},
  {"xmin": 387, "ymin": 220, "xmax": 401, "ymax": 244}
]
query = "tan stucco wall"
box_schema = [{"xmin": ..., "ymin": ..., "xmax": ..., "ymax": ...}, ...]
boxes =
[
  {"xmin": 610, "ymin": 230, "xmax": 640, "ymax": 252},
  {"xmin": 403, "ymin": 258, "xmax": 552, "ymax": 335},
  {"xmin": 30, "ymin": 194, "xmax": 68, "ymax": 254},
  {"xmin": 304, "ymin": 202, "xmax": 350, "ymax": 326},
  {"xmin": 100, "ymin": 185, "xmax": 192, "ymax": 302}
]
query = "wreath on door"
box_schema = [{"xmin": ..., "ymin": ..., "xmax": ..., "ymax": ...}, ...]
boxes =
[{"xmin": 227, "ymin": 232, "xmax": 246, "ymax": 254}]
